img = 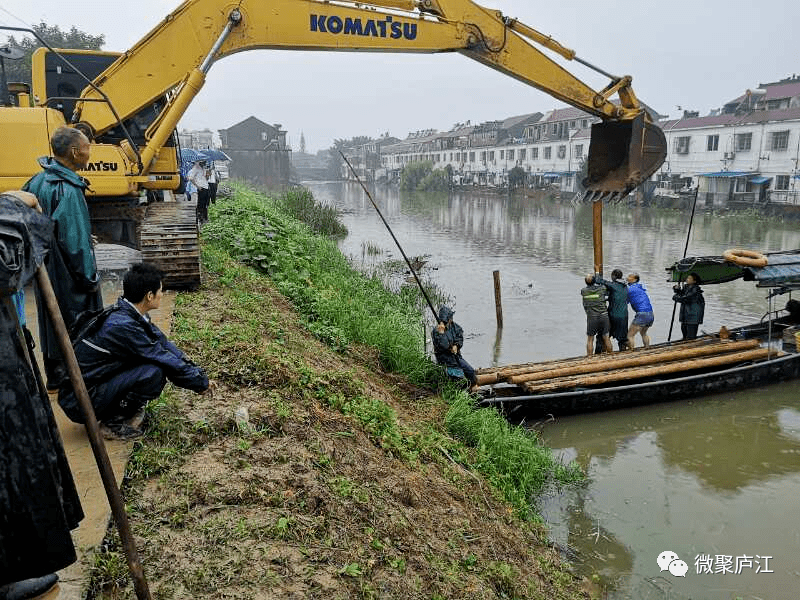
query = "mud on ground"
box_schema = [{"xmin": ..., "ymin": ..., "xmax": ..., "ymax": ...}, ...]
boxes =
[{"xmin": 90, "ymin": 254, "xmax": 588, "ymax": 600}]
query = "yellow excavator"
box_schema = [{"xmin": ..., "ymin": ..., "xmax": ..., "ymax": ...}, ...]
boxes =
[{"xmin": 0, "ymin": 0, "xmax": 667, "ymax": 288}]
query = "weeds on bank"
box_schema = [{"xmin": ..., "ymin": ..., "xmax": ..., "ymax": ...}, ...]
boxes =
[{"xmin": 203, "ymin": 182, "xmax": 582, "ymax": 516}]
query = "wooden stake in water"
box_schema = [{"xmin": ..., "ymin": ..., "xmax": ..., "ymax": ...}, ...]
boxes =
[{"xmin": 493, "ymin": 270, "xmax": 503, "ymax": 328}]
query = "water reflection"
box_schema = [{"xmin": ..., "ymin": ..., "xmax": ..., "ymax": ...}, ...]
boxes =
[
  {"xmin": 539, "ymin": 384, "xmax": 800, "ymax": 599},
  {"xmin": 304, "ymin": 181, "xmax": 800, "ymax": 598},
  {"xmin": 310, "ymin": 181, "xmax": 800, "ymax": 366}
]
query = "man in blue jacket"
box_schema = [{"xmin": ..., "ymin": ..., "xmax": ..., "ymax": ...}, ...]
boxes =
[
  {"xmin": 626, "ymin": 273, "xmax": 655, "ymax": 349},
  {"xmin": 23, "ymin": 126, "xmax": 103, "ymax": 389},
  {"xmin": 58, "ymin": 263, "xmax": 210, "ymax": 440}
]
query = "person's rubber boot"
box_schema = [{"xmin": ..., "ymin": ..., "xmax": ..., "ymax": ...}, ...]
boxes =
[{"xmin": 0, "ymin": 573, "xmax": 59, "ymax": 600}]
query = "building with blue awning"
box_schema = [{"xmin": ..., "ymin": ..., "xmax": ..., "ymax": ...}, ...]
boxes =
[{"xmin": 657, "ymin": 75, "xmax": 800, "ymax": 206}]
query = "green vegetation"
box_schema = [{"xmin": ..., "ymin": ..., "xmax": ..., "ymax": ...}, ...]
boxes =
[
  {"xmin": 203, "ymin": 182, "xmax": 582, "ymax": 517},
  {"xmin": 399, "ymin": 160, "xmax": 451, "ymax": 191},
  {"xmin": 277, "ymin": 186, "xmax": 348, "ymax": 237},
  {"xmin": 100, "ymin": 188, "xmax": 586, "ymax": 597}
]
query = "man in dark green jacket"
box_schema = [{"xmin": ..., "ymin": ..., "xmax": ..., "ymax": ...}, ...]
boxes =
[
  {"xmin": 594, "ymin": 269, "xmax": 630, "ymax": 351},
  {"xmin": 581, "ymin": 275, "xmax": 613, "ymax": 355},
  {"xmin": 23, "ymin": 126, "xmax": 102, "ymax": 389}
]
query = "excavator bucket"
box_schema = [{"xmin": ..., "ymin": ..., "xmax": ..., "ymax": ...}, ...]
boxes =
[{"xmin": 583, "ymin": 112, "xmax": 667, "ymax": 200}]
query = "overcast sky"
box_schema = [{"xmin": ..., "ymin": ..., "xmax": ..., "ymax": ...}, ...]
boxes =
[{"xmin": 2, "ymin": 0, "xmax": 798, "ymax": 152}]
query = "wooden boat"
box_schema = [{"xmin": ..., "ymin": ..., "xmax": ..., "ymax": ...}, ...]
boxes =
[{"xmin": 476, "ymin": 250, "xmax": 800, "ymax": 419}]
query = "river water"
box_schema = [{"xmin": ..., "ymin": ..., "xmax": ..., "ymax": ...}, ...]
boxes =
[{"xmin": 307, "ymin": 181, "xmax": 800, "ymax": 600}]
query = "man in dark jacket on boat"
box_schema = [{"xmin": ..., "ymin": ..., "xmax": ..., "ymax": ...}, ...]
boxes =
[
  {"xmin": 23, "ymin": 126, "xmax": 102, "ymax": 389},
  {"xmin": 431, "ymin": 305, "xmax": 477, "ymax": 391},
  {"xmin": 594, "ymin": 269, "xmax": 629, "ymax": 351},
  {"xmin": 672, "ymin": 272, "xmax": 705, "ymax": 340},
  {"xmin": 582, "ymin": 275, "xmax": 613, "ymax": 356},
  {"xmin": 58, "ymin": 263, "xmax": 210, "ymax": 440}
]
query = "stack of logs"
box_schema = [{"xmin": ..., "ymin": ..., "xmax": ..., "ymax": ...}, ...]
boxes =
[{"xmin": 474, "ymin": 338, "xmax": 775, "ymax": 394}]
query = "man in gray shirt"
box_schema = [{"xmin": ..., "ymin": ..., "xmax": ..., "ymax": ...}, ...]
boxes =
[{"xmin": 581, "ymin": 274, "xmax": 612, "ymax": 356}]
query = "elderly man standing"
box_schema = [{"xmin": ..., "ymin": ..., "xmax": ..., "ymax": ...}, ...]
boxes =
[{"xmin": 23, "ymin": 126, "xmax": 102, "ymax": 389}]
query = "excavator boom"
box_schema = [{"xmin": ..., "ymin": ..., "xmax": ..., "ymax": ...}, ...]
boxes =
[
  {"xmin": 1, "ymin": 0, "xmax": 667, "ymax": 288},
  {"xmin": 63, "ymin": 0, "xmax": 665, "ymax": 195}
]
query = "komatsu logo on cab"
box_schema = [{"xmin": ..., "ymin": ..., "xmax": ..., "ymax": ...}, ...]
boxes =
[
  {"xmin": 84, "ymin": 161, "xmax": 119, "ymax": 172},
  {"xmin": 310, "ymin": 14, "xmax": 417, "ymax": 40}
]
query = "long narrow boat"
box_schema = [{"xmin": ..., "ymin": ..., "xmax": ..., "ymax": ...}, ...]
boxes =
[{"xmin": 476, "ymin": 250, "xmax": 800, "ymax": 419}]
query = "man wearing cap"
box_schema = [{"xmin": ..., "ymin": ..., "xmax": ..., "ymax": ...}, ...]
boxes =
[{"xmin": 431, "ymin": 306, "xmax": 478, "ymax": 392}]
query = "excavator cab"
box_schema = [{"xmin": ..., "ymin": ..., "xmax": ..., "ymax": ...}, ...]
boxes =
[{"xmin": 583, "ymin": 112, "xmax": 667, "ymax": 200}]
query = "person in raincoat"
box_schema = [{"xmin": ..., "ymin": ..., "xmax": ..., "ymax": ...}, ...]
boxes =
[
  {"xmin": 0, "ymin": 193, "xmax": 83, "ymax": 600},
  {"xmin": 672, "ymin": 272, "xmax": 705, "ymax": 340},
  {"xmin": 431, "ymin": 306, "xmax": 477, "ymax": 391},
  {"xmin": 594, "ymin": 269, "xmax": 630, "ymax": 351},
  {"xmin": 23, "ymin": 126, "xmax": 102, "ymax": 389}
]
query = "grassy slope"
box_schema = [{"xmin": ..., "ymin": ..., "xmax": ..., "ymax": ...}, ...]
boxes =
[{"xmin": 90, "ymin": 185, "xmax": 588, "ymax": 600}]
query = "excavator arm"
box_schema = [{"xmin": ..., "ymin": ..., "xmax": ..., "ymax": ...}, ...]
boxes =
[{"xmin": 65, "ymin": 0, "xmax": 665, "ymax": 196}]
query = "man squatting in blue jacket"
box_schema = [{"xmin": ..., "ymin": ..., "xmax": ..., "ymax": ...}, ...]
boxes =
[{"xmin": 58, "ymin": 263, "xmax": 211, "ymax": 440}]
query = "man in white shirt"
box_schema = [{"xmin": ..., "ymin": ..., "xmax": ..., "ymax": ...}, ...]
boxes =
[
  {"xmin": 187, "ymin": 160, "xmax": 210, "ymax": 224},
  {"xmin": 207, "ymin": 164, "xmax": 218, "ymax": 205}
]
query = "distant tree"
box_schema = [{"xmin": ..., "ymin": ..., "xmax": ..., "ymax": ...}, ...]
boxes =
[
  {"xmin": 399, "ymin": 160, "xmax": 449, "ymax": 191},
  {"xmin": 3, "ymin": 22, "xmax": 105, "ymax": 87},
  {"xmin": 507, "ymin": 166, "xmax": 526, "ymax": 189},
  {"xmin": 326, "ymin": 136, "xmax": 374, "ymax": 179},
  {"xmin": 400, "ymin": 160, "xmax": 433, "ymax": 190}
]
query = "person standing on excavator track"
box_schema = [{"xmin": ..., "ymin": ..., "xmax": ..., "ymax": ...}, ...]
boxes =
[{"xmin": 23, "ymin": 126, "xmax": 102, "ymax": 390}]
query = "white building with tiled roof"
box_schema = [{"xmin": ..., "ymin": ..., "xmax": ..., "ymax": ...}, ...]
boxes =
[{"xmin": 658, "ymin": 93, "xmax": 800, "ymax": 207}]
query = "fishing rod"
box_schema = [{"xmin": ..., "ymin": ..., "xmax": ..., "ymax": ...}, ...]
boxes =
[
  {"xmin": 667, "ymin": 186, "xmax": 700, "ymax": 341},
  {"xmin": 338, "ymin": 151, "xmax": 440, "ymax": 323}
]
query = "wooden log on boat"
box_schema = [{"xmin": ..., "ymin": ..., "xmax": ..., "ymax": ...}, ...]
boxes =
[
  {"xmin": 476, "ymin": 338, "xmax": 730, "ymax": 384},
  {"xmin": 508, "ymin": 339, "xmax": 760, "ymax": 384},
  {"xmin": 496, "ymin": 339, "xmax": 716, "ymax": 379},
  {"xmin": 522, "ymin": 347, "xmax": 775, "ymax": 394}
]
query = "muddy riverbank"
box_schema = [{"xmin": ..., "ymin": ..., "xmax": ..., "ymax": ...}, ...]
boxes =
[
  {"xmin": 85, "ymin": 187, "xmax": 588, "ymax": 599},
  {"xmin": 307, "ymin": 180, "xmax": 800, "ymax": 599}
]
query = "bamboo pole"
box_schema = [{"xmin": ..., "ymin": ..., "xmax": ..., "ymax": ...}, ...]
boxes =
[
  {"xmin": 508, "ymin": 339, "xmax": 760, "ymax": 384},
  {"xmin": 523, "ymin": 347, "xmax": 773, "ymax": 394},
  {"xmin": 35, "ymin": 267, "xmax": 152, "ymax": 600}
]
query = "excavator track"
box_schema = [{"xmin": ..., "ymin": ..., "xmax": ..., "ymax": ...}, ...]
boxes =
[{"xmin": 139, "ymin": 200, "xmax": 201, "ymax": 290}]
